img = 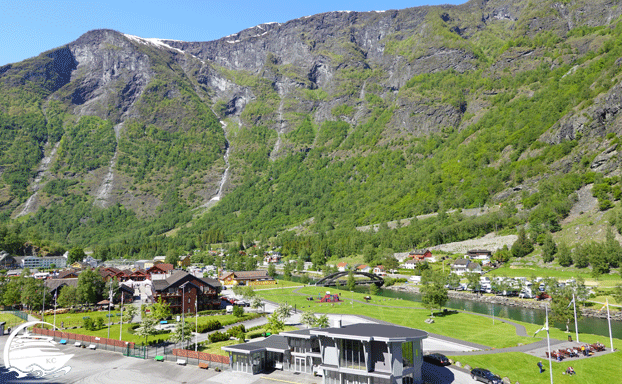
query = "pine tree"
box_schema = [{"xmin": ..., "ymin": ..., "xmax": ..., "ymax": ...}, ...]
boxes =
[{"xmin": 542, "ymin": 233, "xmax": 557, "ymax": 263}]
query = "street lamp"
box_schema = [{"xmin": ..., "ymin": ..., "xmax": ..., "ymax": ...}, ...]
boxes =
[{"xmin": 180, "ymin": 282, "xmax": 189, "ymax": 349}]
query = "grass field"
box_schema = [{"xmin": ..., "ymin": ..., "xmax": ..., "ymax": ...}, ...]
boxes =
[
  {"xmin": 256, "ymin": 286, "xmax": 536, "ymax": 348},
  {"xmin": 251, "ymin": 280, "xmax": 304, "ymax": 289},
  {"xmin": 199, "ymin": 325, "xmax": 299, "ymax": 356},
  {"xmin": 50, "ymin": 310, "xmax": 124, "ymax": 328},
  {"xmin": 0, "ymin": 313, "xmax": 26, "ymax": 328},
  {"xmin": 448, "ymin": 351, "xmax": 622, "ymax": 384}
]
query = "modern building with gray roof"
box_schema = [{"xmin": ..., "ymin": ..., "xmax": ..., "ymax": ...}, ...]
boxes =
[{"xmin": 223, "ymin": 322, "xmax": 427, "ymax": 384}]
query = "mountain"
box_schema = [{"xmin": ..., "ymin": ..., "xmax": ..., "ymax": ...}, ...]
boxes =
[{"xmin": 2, "ymin": 0, "xmax": 622, "ymax": 259}]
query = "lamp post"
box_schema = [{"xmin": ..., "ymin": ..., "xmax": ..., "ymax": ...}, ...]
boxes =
[
  {"xmin": 181, "ymin": 282, "xmax": 188, "ymax": 350},
  {"xmin": 195, "ymin": 298, "xmax": 198, "ymax": 352}
]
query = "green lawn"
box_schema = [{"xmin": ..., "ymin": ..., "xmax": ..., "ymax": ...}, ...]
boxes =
[
  {"xmin": 50, "ymin": 310, "xmax": 123, "ymax": 329},
  {"xmin": 448, "ymin": 351, "xmax": 622, "ymax": 384},
  {"xmin": 256, "ymin": 287, "xmax": 535, "ymax": 348},
  {"xmin": 0, "ymin": 313, "xmax": 26, "ymax": 328},
  {"xmin": 58, "ymin": 323, "xmax": 154, "ymax": 344}
]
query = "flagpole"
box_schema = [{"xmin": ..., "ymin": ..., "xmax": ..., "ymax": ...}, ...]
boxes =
[
  {"xmin": 546, "ymin": 305, "xmax": 553, "ymax": 384},
  {"xmin": 606, "ymin": 299, "xmax": 614, "ymax": 351},
  {"xmin": 53, "ymin": 292, "xmax": 57, "ymax": 330},
  {"xmin": 119, "ymin": 292, "xmax": 124, "ymax": 341},
  {"xmin": 573, "ymin": 293, "xmax": 579, "ymax": 343},
  {"xmin": 107, "ymin": 283, "xmax": 112, "ymax": 339},
  {"xmin": 195, "ymin": 299, "xmax": 198, "ymax": 352}
]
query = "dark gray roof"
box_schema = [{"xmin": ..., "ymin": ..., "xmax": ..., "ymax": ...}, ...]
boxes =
[
  {"xmin": 222, "ymin": 335, "xmax": 289, "ymax": 354},
  {"xmin": 152, "ymin": 280, "xmax": 168, "ymax": 291},
  {"xmin": 154, "ymin": 270, "xmax": 221, "ymax": 292},
  {"xmin": 45, "ymin": 278, "xmax": 79, "ymax": 291},
  {"xmin": 280, "ymin": 328, "xmax": 316, "ymax": 339},
  {"xmin": 311, "ymin": 324, "xmax": 427, "ymax": 342},
  {"xmin": 453, "ymin": 259, "xmax": 470, "ymax": 266}
]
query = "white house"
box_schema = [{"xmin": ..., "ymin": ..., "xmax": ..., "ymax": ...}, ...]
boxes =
[
  {"xmin": 451, "ymin": 259, "xmax": 482, "ymax": 275},
  {"xmin": 402, "ymin": 259, "xmax": 419, "ymax": 270}
]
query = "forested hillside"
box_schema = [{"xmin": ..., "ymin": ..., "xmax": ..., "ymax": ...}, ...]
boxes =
[{"xmin": 2, "ymin": 0, "xmax": 622, "ymax": 270}]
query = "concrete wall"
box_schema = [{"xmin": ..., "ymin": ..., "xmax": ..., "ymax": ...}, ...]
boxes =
[{"xmin": 320, "ymin": 336, "xmax": 339, "ymax": 366}]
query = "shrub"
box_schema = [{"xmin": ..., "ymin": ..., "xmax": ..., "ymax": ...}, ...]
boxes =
[
  {"xmin": 197, "ymin": 319, "xmax": 222, "ymax": 333},
  {"xmin": 208, "ymin": 331, "xmax": 230, "ymax": 343},
  {"xmin": 227, "ymin": 324, "xmax": 246, "ymax": 338}
]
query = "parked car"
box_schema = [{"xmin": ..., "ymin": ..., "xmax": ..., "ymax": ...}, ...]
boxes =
[
  {"xmin": 471, "ymin": 368, "xmax": 502, "ymax": 384},
  {"xmin": 423, "ymin": 353, "xmax": 450, "ymax": 366}
]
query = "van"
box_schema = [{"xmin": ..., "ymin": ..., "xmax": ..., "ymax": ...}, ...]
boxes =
[{"xmin": 226, "ymin": 305, "xmax": 233, "ymax": 314}]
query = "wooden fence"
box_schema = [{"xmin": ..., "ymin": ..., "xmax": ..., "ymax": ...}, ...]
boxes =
[{"xmin": 172, "ymin": 348, "xmax": 229, "ymax": 365}]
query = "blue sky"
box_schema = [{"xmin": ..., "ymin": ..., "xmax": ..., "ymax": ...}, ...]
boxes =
[{"xmin": 1, "ymin": 0, "xmax": 466, "ymax": 66}]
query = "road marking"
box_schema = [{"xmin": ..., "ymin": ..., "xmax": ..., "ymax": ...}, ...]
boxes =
[{"xmin": 261, "ymin": 376, "xmax": 307, "ymax": 384}]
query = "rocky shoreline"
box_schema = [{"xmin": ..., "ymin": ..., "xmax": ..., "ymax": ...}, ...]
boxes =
[{"xmin": 388, "ymin": 284, "xmax": 622, "ymax": 321}]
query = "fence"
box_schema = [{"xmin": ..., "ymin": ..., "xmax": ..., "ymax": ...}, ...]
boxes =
[
  {"xmin": 32, "ymin": 328, "xmax": 134, "ymax": 354},
  {"xmin": 31, "ymin": 328, "xmax": 230, "ymax": 370}
]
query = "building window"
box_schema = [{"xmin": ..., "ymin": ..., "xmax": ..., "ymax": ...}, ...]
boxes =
[
  {"xmin": 401, "ymin": 342, "xmax": 414, "ymax": 369},
  {"xmin": 340, "ymin": 339, "xmax": 366, "ymax": 370}
]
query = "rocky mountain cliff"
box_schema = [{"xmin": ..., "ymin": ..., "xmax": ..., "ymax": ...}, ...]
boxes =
[{"xmin": 2, "ymin": 0, "xmax": 622, "ymax": 251}]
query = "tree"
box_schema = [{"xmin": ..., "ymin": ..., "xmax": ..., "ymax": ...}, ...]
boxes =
[
  {"xmin": 465, "ymin": 272, "xmax": 481, "ymax": 293},
  {"xmin": 420, "ymin": 270, "xmax": 448, "ymax": 316},
  {"xmin": 169, "ymin": 321, "xmax": 192, "ymax": 346},
  {"xmin": 346, "ymin": 270, "xmax": 356, "ymax": 291},
  {"xmin": 315, "ymin": 314, "xmax": 329, "ymax": 328},
  {"xmin": 296, "ymin": 258, "xmax": 305, "ymax": 273},
  {"xmin": 3, "ymin": 277, "xmax": 24, "ymax": 307},
  {"xmin": 511, "ymin": 228, "xmax": 534, "ymax": 258},
  {"xmin": 283, "ymin": 262, "xmax": 292, "ymax": 280},
  {"xmin": 165, "ymin": 254, "xmax": 180, "ymax": 266},
  {"xmin": 135, "ymin": 316, "xmax": 158, "ymax": 345},
  {"xmin": 21, "ymin": 278, "xmax": 47, "ymax": 311},
  {"xmin": 76, "ymin": 268, "xmax": 104, "ymax": 304},
  {"xmin": 265, "ymin": 312, "xmax": 285, "ymax": 334},
  {"xmin": 446, "ymin": 273, "xmax": 460, "ymax": 290},
  {"xmin": 57, "ymin": 285, "xmax": 78, "ymax": 308},
  {"xmin": 123, "ymin": 305, "xmax": 138, "ymax": 323},
  {"xmin": 362, "ymin": 244, "xmax": 376, "ymax": 264},
  {"xmin": 368, "ymin": 283, "xmax": 379, "ymax": 296},
  {"xmin": 557, "ymin": 242, "xmax": 573, "ymax": 267},
  {"xmin": 550, "ymin": 287, "xmax": 580, "ymax": 333},
  {"xmin": 274, "ymin": 303, "xmax": 292, "ymax": 321},
  {"xmin": 300, "ymin": 310, "xmax": 317, "ymax": 328},
  {"xmin": 250, "ymin": 296, "xmax": 263, "ymax": 312},
  {"xmin": 542, "ymin": 234, "xmax": 557, "ymax": 263},
  {"xmin": 267, "ymin": 263, "xmax": 277, "ymax": 278},
  {"xmin": 67, "ymin": 247, "xmax": 86, "ymax": 264},
  {"xmin": 612, "ymin": 284, "xmax": 622, "ymax": 305},
  {"xmin": 382, "ymin": 254, "xmax": 399, "ymax": 273},
  {"xmin": 150, "ymin": 297, "xmax": 172, "ymax": 320}
]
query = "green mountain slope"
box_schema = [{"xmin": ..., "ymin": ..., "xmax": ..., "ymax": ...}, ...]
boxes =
[{"xmin": 1, "ymin": 0, "xmax": 622, "ymax": 264}]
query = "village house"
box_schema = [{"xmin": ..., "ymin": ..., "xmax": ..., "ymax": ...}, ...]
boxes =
[
  {"xmin": 152, "ymin": 270, "xmax": 221, "ymax": 314},
  {"xmin": 218, "ymin": 270, "xmax": 274, "ymax": 286},
  {"xmin": 451, "ymin": 259, "xmax": 482, "ymax": 275},
  {"xmin": 21, "ymin": 255, "xmax": 67, "ymax": 269},
  {"xmin": 336, "ymin": 262, "xmax": 348, "ymax": 272},
  {"xmin": 153, "ymin": 255, "xmax": 167, "ymax": 264},
  {"xmin": 223, "ymin": 322, "xmax": 428, "ymax": 384},
  {"xmin": 466, "ymin": 249, "xmax": 492, "ymax": 265},
  {"xmin": 178, "ymin": 255, "xmax": 192, "ymax": 268},
  {"xmin": 264, "ymin": 252, "xmax": 282, "ymax": 264},
  {"xmin": 134, "ymin": 259, "xmax": 154, "ymax": 270},
  {"xmin": 373, "ymin": 265, "xmax": 385, "ymax": 275},
  {"xmin": 356, "ymin": 264, "xmax": 371, "ymax": 273},
  {"xmin": 402, "ymin": 259, "xmax": 418, "ymax": 270},
  {"xmin": 0, "ymin": 252, "xmax": 19, "ymax": 269},
  {"xmin": 44, "ymin": 278, "xmax": 79, "ymax": 299},
  {"xmin": 147, "ymin": 263, "xmax": 174, "ymax": 279}
]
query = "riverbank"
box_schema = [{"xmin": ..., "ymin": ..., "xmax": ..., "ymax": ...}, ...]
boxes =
[{"xmin": 388, "ymin": 283, "xmax": 622, "ymax": 321}]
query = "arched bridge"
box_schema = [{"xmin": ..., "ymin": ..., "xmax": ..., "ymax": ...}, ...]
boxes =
[{"xmin": 315, "ymin": 271, "xmax": 384, "ymax": 287}]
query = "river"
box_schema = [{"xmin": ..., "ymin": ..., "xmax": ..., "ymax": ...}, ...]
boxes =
[{"xmin": 277, "ymin": 275, "xmax": 621, "ymax": 339}]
